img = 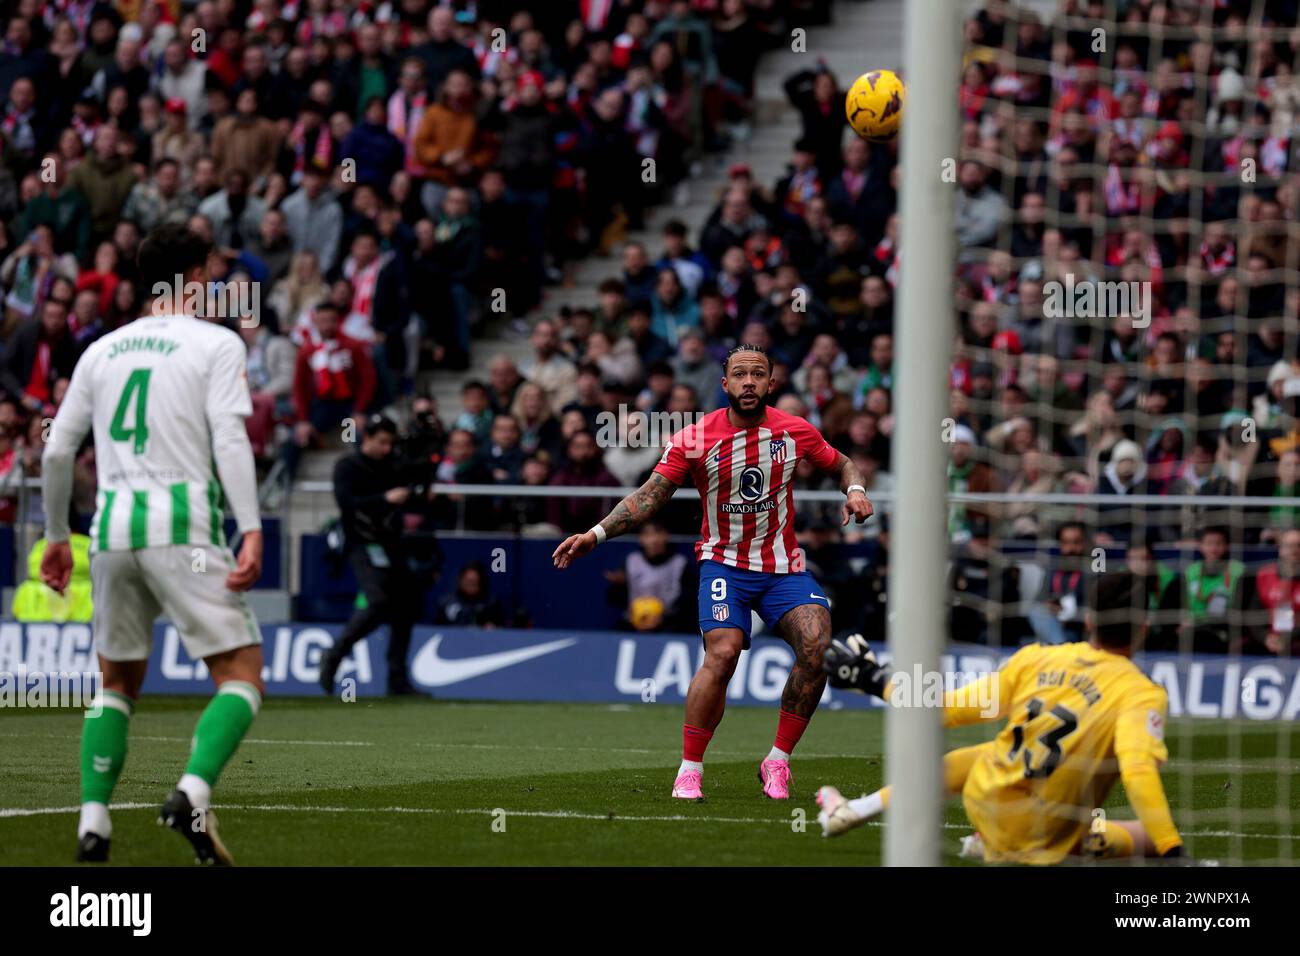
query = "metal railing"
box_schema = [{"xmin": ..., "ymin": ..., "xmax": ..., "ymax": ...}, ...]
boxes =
[
  {"xmin": 10, "ymin": 474, "xmax": 1300, "ymax": 591},
  {"xmin": 281, "ymin": 481, "xmax": 1300, "ymax": 508}
]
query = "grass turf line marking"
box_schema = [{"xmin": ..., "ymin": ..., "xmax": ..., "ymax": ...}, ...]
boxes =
[
  {"xmin": 0, "ymin": 733, "xmax": 373, "ymax": 746},
  {"xmin": 1, "ymin": 732, "xmax": 1292, "ymax": 772},
  {"xmin": 3, "ymin": 803, "xmax": 1297, "ymax": 841},
  {"xmin": 0, "ymin": 802, "xmax": 781, "ymax": 825}
]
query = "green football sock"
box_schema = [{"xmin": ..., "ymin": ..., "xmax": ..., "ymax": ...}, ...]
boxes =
[
  {"xmin": 80, "ymin": 690, "xmax": 134, "ymax": 805},
  {"xmin": 184, "ymin": 681, "xmax": 261, "ymax": 787}
]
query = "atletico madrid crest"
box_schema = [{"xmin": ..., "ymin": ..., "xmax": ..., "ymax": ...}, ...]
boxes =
[
  {"xmin": 770, "ymin": 440, "xmax": 787, "ymax": 464},
  {"xmin": 712, "ymin": 603, "xmax": 729, "ymax": 622}
]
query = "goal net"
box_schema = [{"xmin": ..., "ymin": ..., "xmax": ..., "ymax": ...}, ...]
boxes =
[{"xmin": 932, "ymin": 0, "xmax": 1300, "ymax": 865}]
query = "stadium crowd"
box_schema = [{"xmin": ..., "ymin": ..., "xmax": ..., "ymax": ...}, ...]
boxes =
[
  {"xmin": 0, "ymin": 0, "xmax": 818, "ymax": 507},
  {"xmin": 935, "ymin": 0, "xmax": 1300, "ymax": 656},
  {"xmin": 2, "ymin": 0, "xmax": 1300, "ymax": 655}
]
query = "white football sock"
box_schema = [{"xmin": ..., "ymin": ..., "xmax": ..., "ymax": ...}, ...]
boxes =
[
  {"xmin": 678, "ymin": 760, "xmax": 703, "ymax": 775},
  {"xmin": 766, "ymin": 746, "xmax": 790, "ymax": 762},
  {"xmin": 178, "ymin": 773, "xmax": 212, "ymax": 811},
  {"xmin": 78, "ymin": 801, "xmax": 111, "ymax": 839},
  {"xmin": 847, "ymin": 790, "xmax": 886, "ymax": 820}
]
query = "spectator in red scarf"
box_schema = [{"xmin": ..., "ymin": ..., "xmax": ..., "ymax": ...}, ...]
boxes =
[
  {"xmin": 0, "ymin": 291, "xmax": 80, "ymax": 415},
  {"xmin": 1251, "ymin": 528, "xmax": 1300, "ymax": 656},
  {"xmin": 959, "ymin": 61, "xmax": 990, "ymax": 121},
  {"xmin": 1051, "ymin": 59, "xmax": 1118, "ymax": 133},
  {"xmin": 284, "ymin": 301, "xmax": 375, "ymax": 479},
  {"xmin": 73, "ymin": 241, "xmax": 121, "ymax": 316},
  {"xmin": 388, "ymin": 57, "xmax": 430, "ymax": 179},
  {"xmin": 205, "ymin": 26, "xmax": 245, "ymax": 91},
  {"xmin": 279, "ymin": 99, "xmax": 335, "ymax": 190}
]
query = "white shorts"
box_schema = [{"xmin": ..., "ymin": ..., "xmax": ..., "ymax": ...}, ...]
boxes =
[{"xmin": 91, "ymin": 545, "xmax": 262, "ymax": 663}]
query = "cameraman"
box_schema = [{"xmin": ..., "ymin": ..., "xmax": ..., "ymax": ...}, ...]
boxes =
[
  {"xmin": 401, "ymin": 396, "xmax": 447, "ymax": 473},
  {"xmin": 320, "ymin": 415, "xmax": 425, "ymax": 696},
  {"xmin": 396, "ymin": 396, "xmax": 447, "ymax": 573}
]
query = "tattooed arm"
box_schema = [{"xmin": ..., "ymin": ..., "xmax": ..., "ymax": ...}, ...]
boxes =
[
  {"xmin": 829, "ymin": 451, "xmax": 875, "ymax": 526},
  {"xmin": 552, "ymin": 472, "xmax": 679, "ymax": 569}
]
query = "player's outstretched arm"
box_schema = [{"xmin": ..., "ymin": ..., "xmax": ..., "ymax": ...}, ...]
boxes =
[
  {"xmin": 552, "ymin": 472, "xmax": 678, "ymax": 569},
  {"xmin": 824, "ymin": 633, "xmax": 892, "ymax": 697},
  {"xmin": 829, "ymin": 452, "xmax": 874, "ymax": 526},
  {"xmin": 826, "ymin": 633, "xmax": 1017, "ymax": 727}
]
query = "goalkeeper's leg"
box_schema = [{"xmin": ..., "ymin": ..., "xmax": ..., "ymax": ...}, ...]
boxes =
[{"xmin": 818, "ymin": 742, "xmax": 993, "ymax": 837}]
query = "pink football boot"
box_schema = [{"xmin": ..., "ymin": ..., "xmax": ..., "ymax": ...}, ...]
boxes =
[
  {"xmin": 672, "ymin": 769, "xmax": 704, "ymax": 799},
  {"xmin": 758, "ymin": 758, "xmax": 792, "ymax": 799}
]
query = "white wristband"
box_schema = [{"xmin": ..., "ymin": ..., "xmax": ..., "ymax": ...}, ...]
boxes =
[
  {"xmin": 847, "ymin": 484, "xmax": 867, "ymax": 497},
  {"xmin": 589, "ymin": 524, "xmax": 608, "ymax": 545}
]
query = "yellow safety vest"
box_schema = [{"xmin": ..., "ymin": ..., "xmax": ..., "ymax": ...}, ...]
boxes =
[{"xmin": 12, "ymin": 535, "xmax": 94, "ymax": 623}]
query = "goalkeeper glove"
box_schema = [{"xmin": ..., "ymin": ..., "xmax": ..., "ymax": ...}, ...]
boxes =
[{"xmin": 824, "ymin": 633, "xmax": 891, "ymax": 698}]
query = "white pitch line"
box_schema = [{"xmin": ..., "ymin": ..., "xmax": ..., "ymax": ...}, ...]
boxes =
[
  {"xmin": 0, "ymin": 802, "xmax": 783, "ymax": 825},
  {"xmin": 2, "ymin": 802, "xmax": 1297, "ymax": 842},
  {"xmin": 0, "ymin": 802, "xmax": 155, "ymax": 818},
  {"xmin": 2, "ymin": 732, "xmax": 1292, "ymax": 768},
  {"xmin": 0, "ymin": 733, "xmax": 373, "ymax": 747},
  {"xmin": 409, "ymin": 741, "xmax": 889, "ymax": 760}
]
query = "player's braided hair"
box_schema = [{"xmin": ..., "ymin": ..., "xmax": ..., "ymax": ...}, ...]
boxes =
[{"xmin": 723, "ymin": 343, "xmax": 772, "ymax": 374}]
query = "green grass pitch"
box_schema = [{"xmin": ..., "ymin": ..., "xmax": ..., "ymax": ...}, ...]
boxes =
[{"xmin": 1, "ymin": 698, "xmax": 1296, "ymax": 866}]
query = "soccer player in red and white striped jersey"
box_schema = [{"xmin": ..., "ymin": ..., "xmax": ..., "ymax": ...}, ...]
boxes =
[{"xmin": 554, "ymin": 345, "xmax": 874, "ymax": 800}]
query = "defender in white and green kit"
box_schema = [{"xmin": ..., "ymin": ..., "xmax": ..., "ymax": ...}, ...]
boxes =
[{"xmin": 41, "ymin": 223, "xmax": 266, "ymax": 865}]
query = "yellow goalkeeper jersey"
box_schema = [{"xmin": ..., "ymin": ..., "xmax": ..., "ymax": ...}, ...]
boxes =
[{"xmin": 946, "ymin": 641, "xmax": 1178, "ymax": 864}]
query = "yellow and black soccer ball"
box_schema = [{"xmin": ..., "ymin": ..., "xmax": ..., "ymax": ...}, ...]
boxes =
[{"xmin": 845, "ymin": 69, "xmax": 906, "ymax": 143}]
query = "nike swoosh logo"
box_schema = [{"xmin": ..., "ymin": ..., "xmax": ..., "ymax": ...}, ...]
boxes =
[
  {"xmin": 410, "ymin": 635, "xmax": 578, "ymax": 688},
  {"xmin": 810, "ymin": 594, "xmax": 829, "ymax": 602}
]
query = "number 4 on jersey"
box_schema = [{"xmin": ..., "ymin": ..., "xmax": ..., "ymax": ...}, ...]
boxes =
[{"xmin": 110, "ymin": 368, "xmax": 151, "ymax": 455}]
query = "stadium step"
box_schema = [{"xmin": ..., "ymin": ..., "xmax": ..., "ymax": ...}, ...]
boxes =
[{"xmin": 753, "ymin": 0, "xmax": 906, "ymax": 106}]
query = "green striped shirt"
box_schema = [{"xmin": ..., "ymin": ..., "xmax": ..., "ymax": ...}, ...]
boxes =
[{"xmin": 93, "ymin": 480, "xmax": 227, "ymax": 552}]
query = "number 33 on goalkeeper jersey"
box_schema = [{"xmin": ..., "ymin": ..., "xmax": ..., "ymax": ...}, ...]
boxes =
[{"xmin": 42, "ymin": 315, "xmax": 263, "ymax": 554}]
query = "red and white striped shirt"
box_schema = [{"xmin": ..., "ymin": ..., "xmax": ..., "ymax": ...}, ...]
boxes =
[{"xmin": 654, "ymin": 406, "xmax": 839, "ymax": 574}]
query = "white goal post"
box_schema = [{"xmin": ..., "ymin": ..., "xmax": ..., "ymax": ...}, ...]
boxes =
[{"xmin": 886, "ymin": 0, "xmax": 963, "ymax": 867}]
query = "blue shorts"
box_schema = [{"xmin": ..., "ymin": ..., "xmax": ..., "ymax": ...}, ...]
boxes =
[{"xmin": 697, "ymin": 560, "xmax": 829, "ymax": 648}]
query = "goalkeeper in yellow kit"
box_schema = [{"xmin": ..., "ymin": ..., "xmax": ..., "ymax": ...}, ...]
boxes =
[{"xmin": 817, "ymin": 571, "xmax": 1184, "ymax": 863}]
